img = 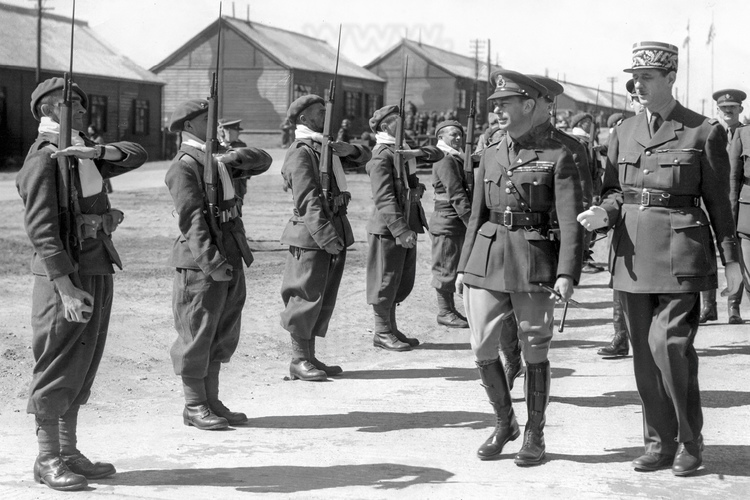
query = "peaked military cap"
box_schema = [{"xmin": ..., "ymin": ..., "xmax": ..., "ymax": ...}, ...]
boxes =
[
  {"xmin": 169, "ymin": 99, "xmax": 209, "ymax": 132},
  {"xmin": 435, "ymin": 120, "xmax": 463, "ymax": 138},
  {"xmin": 624, "ymin": 41, "xmax": 679, "ymax": 73},
  {"xmin": 287, "ymin": 94, "xmax": 325, "ymax": 122},
  {"xmin": 30, "ymin": 77, "xmax": 89, "ymax": 121},
  {"xmin": 529, "ymin": 75, "xmax": 564, "ymax": 101},
  {"xmin": 488, "ymin": 70, "xmax": 547, "ymax": 100},
  {"xmin": 713, "ymin": 89, "xmax": 746, "ymax": 106},
  {"xmin": 218, "ymin": 118, "xmax": 242, "ymax": 130},
  {"xmin": 369, "ymin": 104, "xmax": 399, "ymax": 132}
]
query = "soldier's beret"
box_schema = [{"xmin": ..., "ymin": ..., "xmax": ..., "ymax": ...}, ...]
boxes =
[
  {"xmin": 488, "ymin": 70, "xmax": 547, "ymax": 100},
  {"xmin": 287, "ymin": 94, "xmax": 325, "ymax": 122},
  {"xmin": 570, "ymin": 112, "xmax": 594, "ymax": 128},
  {"xmin": 218, "ymin": 118, "xmax": 242, "ymax": 130},
  {"xmin": 369, "ymin": 104, "xmax": 400, "ymax": 132},
  {"xmin": 625, "ymin": 79, "xmax": 636, "ymax": 95},
  {"xmin": 713, "ymin": 89, "xmax": 746, "ymax": 106},
  {"xmin": 435, "ymin": 120, "xmax": 463, "ymax": 138},
  {"xmin": 530, "ymin": 75, "xmax": 564, "ymax": 101},
  {"xmin": 607, "ymin": 113, "xmax": 624, "ymax": 128},
  {"xmin": 169, "ymin": 99, "xmax": 209, "ymax": 132},
  {"xmin": 624, "ymin": 41, "xmax": 678, "ymax": 73},
  {"xmin": 30, "ymin": 77, "xmax": 89, "ymax": 121}
]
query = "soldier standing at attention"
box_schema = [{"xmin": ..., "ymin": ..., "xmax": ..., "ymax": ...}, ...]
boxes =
[
  {"xmin": 166, "ymin": 99, "xmax": 272, "ymax": 430},
  {"xmin": 456, "ymin": 70, "xmax": 584, "ymax": 466},
  {"xmin": 218, "ymin": 118, "xmax": 249, "ymax": 206},
  {"xmin": 279, "ymin": 95, "xmax": 371, "ymax": 381},
  {"xmin": 699, "ymin": 89, "xmax": 746, "ymax": 324},
  {"xmin": 429, "ymin": 120, "xmax": 471, "ymax": 329},
  {"xmin": 17, "ymin": 77, "xmax": 148, "ymax": 491},
  {"xmin": 729, "ymin": 97, "xmax": 750, "ymax": 315},
  {"xmin": 366, "ymin": 105, "xmax": 444, "ymax": 351},
  {"xmin": 578, "ymin": 41, "xmax": 742, "ymax": 476}
]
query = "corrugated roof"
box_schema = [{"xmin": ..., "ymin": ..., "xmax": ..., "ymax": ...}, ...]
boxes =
[
  {"xmin": 560, "ymin": 80, "xmax": 630, "ymax": 110},
  {"xmin": 0, "ymin": 2, "xmax": 162, "ymax": 84}
]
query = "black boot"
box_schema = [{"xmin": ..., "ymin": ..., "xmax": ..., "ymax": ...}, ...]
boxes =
[
  {"xmin": 206, "ymin": 362, "xmax": 248, "ymax": 425},
  {"xmin": 59, "ymin": 405, "xmax": 116, "ymax": 479},
  {"xmin": 476, "ymin": 359, "xmax": 520, "ymax": 460},
  {"xmin": 598, "ymin": 297, "xmax": 629, "ymax": 356},
  {"xmin": 289, "ymin": 335, "xmax": 327, "ymax": 381},
  {"xmin": 436, "ymin": 290, "xmax": 469, "ymax": 328},
  {"xmin": 34, "ymin": 416, "xmax": 88, "ymax": 491},
  {"xmin": 699, "ymin": 289, "xmax": 717, "ymax": 323},
  {"xmin": 390, "ymin": 305, "xmax": 420, "ymax": 347},
  {"xmin": 728, "ymin": 289, "xmax": 743, "ymax": 324},
  {"xmin": 182, "ymin": 376, "xmax": 229, "ymax": 430},
  {"xmin": 514, "ymin": 360, "xmax": 550, "ymax": 466},
  {"xmin": 309, "ymin": 336, "xmax": 343, "ymax": 376},
  {"xmin": 498, "ymin": 315, "xmax": 523, "ymax": 390}
]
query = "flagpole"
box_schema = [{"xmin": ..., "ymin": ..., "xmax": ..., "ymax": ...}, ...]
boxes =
[{"xmin": 684, "ymin": 20, "xmax": 690, "ymax": 109}]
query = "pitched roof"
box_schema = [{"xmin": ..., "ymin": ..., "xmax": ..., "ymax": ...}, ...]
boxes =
[
  {"xmin": 0, "ymin": 2, "xmax": 162, "ymax": 84},
  {"xmin": 366, "ymin": 39, "xmax": 503, "ymax": 81},
  {"xmin": 559, "ymin": 80, "xmax": 630, "ymax": 110}
]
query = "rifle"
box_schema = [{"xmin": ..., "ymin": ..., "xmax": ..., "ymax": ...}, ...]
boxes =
[
  {"xmin": 394, "ymin": 55, "xmax": 412, "ymax": 224},
  {"xmin": 204, "ymin": 3, "xmax": 226, "ymax": 256},
  {"xmin": 319, "ymin": 25, "xmax": 342, "ymax": 220},
  {"xmin": 588, "ymin": 86, "xmax": 601, "ymax": 194},
  {"xmin": 463, "ymin": 98, "xmax": 476, "ymax": 201}
]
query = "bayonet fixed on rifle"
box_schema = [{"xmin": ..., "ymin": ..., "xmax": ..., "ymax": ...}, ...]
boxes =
[
  {"xmin": 204, "ymin": 3, "xmax": 227, "ymax": 256},
  {"xmin": 463, "ymin": 98, "xmax": 476, "ymax": 201},
  {"xmin": 319, "ymin": 24, "xmax": 342, "ymax": 219},
  {"xmin": 394, "ymin": 55, "xmax": 412, "ymax": 224}
]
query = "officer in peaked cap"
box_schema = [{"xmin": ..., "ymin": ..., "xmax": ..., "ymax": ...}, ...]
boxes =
[
  {"xmin": 456, "ymin": 69, "xmax": 583, "ymax": 466},
  {"xmin": 578, "ymin": 40, "xmax": 742, "ymax": 477}
]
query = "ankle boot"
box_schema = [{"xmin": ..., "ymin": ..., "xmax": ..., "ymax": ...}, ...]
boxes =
[
  {"xmin": 436, "ymin": 290, "xmax": 469, "ymax": 328},
  {"xmin": 476, "ymin": 359, "xmax": 520, "ymax": 460},
  {"xmin": 699, "ymin": 289, "xmax": 717, "ymax": 323},
  {"xmin": 183, "ymin": 403, "xmax": 229, "ymax": 430},
  {"xmin": 289, "ymin": 335, "xmax": 327, "ymax": 380},
  {"xmin": 34, "ymin": 455, "xmax": 88, "ymax": 491},
  {"xmin": 389, "ymin": 305, "xmax": 420, "ymax": 346},
  {"xmin": 309, "ymin": 336, "xmax": 343, "ymax": 376},
  {"xmin": 728, "ymin": 289, "xmax": 743, "ymax": 324},
  {"xmin": 598, "ymin": 298, "xmax": 629, "ymax": 356},
  {"xmin": 206, "ymin": 362, "xmax": 248, "ymax": 425},
  {"xmin": 498, "ymin": 315, "xmax": 522, "ymax": 390},
  {"xmin": 515, "ymin": 360, "xmax": 550, "ymax": 466}
]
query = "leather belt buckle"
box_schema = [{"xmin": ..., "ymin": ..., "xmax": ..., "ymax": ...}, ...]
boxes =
[
  {"xmin": 640, "ymin": 190, "xmax": 650, "ymax": 206},
  {"xmin": 503, "ymin": 210, "xmax": 513, "ymax": 227}
]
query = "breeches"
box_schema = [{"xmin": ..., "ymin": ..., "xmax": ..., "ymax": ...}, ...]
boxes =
[
  {"xmin": 280, "ymin": 247, "xmax": 347, "ymax": 338},
  {"xmin": 28, "ymin": 274, "xmax": 113, "ymax": 417},
  {"xmin": 463, "ymin": 285, "xmax": 555, "ymax": 364},
  {"xmin": 619, "ymin": 291, "xmax": 702, "ymax": 454},
  {"xmin": 430, "ymin": 232, "xmax": 465, "ymax": 292},
  {"xmin": 366, "ymin": 233, "xmax": 416, "ymax": 307},
  {"xmin": 171, "ymin": 267, "xmax": 246, "ymax": 378}
]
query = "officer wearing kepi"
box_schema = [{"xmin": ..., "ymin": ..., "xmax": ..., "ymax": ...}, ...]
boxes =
[
  {"xmin": 456, "ymin": 70, "xmax": 583, "ymax": 466},
  {"xmin": 17, "ymin": 77, "xmax": 148, "ymax": 491},
  {"xmin": 166, "ymin": 99, "xmax": 272, "ymax": 430},
  {"xmin": 578, "ymin": 41, "xmax": 742, "ymax": 476}
]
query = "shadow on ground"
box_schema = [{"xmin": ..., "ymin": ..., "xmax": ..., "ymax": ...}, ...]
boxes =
[{"xmin": 553, "ymin": 390, "xmax": 750, "ymax": 409}]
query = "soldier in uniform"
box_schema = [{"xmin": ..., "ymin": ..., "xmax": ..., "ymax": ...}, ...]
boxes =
[
  {"xmin": 166, "ymin": 99, "xmax": 272, "ymax": 430},
  {"xmin": 456, "ymin": 70, "xmax": 584, "ymax": 466},
  {"xmin": 279, "ymin": 95, "xmax": 371, "ymax": 381},
  {"xmin": 578, "ymin": 41, "xmax": 742, "ymax": 476},
  {"xmin": 17, "ymin": 77, "xmax": 148, "ymax": 490},
  {"xmin": 218, "ymin": 118, "xmax": 249, "ymax": 206},
  {"xmin": 366, "ymin": 105, "xmax": 444, "ymax": 351},
  {"xmin": 699, "ymin": 89, "xmax": 746, "ymax": 324},
  {"xmin": 429, "ymin": 120, "xmax": 471, "ymax": 328},
  {"xmin": 729, "ymin": 101, "xmax": 750, "ymax": 310}
]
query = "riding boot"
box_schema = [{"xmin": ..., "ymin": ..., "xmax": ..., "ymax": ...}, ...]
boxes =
[
  {"xmin": 699, "ymin": 289, "xmax": 717, "ymax": 323},
  {"xmin": 309, "ymin": 336, "xmax": 343, "ymax": 376},
  {"xmin": 498, "ymin": 314, "xmax": 523, "ymax": 390},
  {"xmin": 598, "ymin": 297, "xmax": 629, "ymax": 356},
  {"xmin": 728, "ymin": 288, "xmax": 743, "ymax": 324},
  {"xmin": 206, "ymin": 361, "xmax": 248, "ymax": 424},
  {"xmin": 386, "ymin": 305, "xmax": 418, "ymax": 348},
  {"xmin": 289, "ymin": 334, "xmax": 327, "ymax": 381},
  {"xmin": 514, "ymin": 360, "xmax": 550, "ymax": 466},
  {"xmin": 436, "ymin": 290, "xmax": 469, "ymax": 328},
  {"xmin": 476, "ymin": 359, "xmax": 520, "ymax": 460}
]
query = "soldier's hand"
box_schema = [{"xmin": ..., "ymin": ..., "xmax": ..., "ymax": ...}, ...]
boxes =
[
  {"xmin": 51, "ymin": 145, "xmax": 98, "ymax": 160},
  {"xmin": 721, "ymin": 262, "xmax": 743, "ymax": 297},
  {"xmin": 323, "ymin": 237, "xmax": 345, "ymax": 255},
  {"xmin": 395, "ymin": 230, "xmax": 417, "ymax": 248},
  {"xmin": 577, "ymin": 206, "xmax": 608, "ymax": 231},
  {"xmin": 395, "ymin": 149, "xmax": 423, "ymax": 160},
  {"xmin": 330, "ymin": 141, "xmax": 356, "ymax": 157},
  {"xmin": 53, "ymin": 275, "xmax": 94, "ymax": 323},
  {"xmin": 209, "ymin": 263, "xmax": 233, "ymax": 282},
  {"xmin": 553, "ymin": 275, "xmax": 574, "ymax": 303},
  {"xmin": 456, "ymin": 273, "xmax": 465, "ymax": 298}
]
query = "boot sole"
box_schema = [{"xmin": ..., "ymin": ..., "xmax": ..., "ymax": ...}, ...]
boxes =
[
  {"xmin": 290, "ymin": 374, "xmax": 328, "ymax": 381},
  {"xmin": 373, "ymin": 342, "xmax": 412, "ymax": 352},
  {"xmin": 514, "ymin": 452, "xmax": 546, "ymax": 466},
  {"xmin": 183, "ymin": 418, "xmax": 229, "ymax": 430},
  {"xmin": 34, "ymin": 474, "xmax": 88, "ymax": 491}
]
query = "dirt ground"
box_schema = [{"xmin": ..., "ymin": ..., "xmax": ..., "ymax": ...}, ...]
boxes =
[{"xmin": 0, "ymin": 150, "xmax": 749, "ymax": 499}]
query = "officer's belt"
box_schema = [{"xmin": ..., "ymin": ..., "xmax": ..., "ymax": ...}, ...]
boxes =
[
  {"xmin": 489, "ymin": 210, "xmax": 549, "ymax": 227},
  {"xmin": 743, "ymin": 177, "xmax": 750, "ymax": 187},
  {"xmin": 623, "ymin": 191, "xmax": 700, "ymax": 208}
]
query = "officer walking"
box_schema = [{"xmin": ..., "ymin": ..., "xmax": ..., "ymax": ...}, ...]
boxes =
[
  {"xmin": 578, "ymin": 41, "xmax": 742, "ymax": 476},
  {"xmin": 728, "ymin": 94, "xmax": 750, "ymax": 323},
  {"xmin": 456, "ymin": 70, "xmax": 584, "ymax": 466}
]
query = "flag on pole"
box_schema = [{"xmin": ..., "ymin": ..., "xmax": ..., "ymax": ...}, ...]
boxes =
[
  {"xmin": 683, "ymin": 20, "xmax": 690, "ymax": 48},
  {"xmin": 706, "ymin": 21, "xmax": 715, "ymax": 45}
]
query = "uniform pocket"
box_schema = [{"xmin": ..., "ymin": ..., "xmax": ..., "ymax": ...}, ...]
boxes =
[
  {"xmin": 618, "ymin": 151, "xmax": 641, "ymax": 185},
  {"xmin": 657, "ymin": 150, "xmax": 700, "ymax": 190},
  {"xmin": 670, "ymin": 211, "xmax": 715, "ymax": 277},
  {"xmin": 524, "ymin": 230, "xmax": 557, "ymax": 283},
  {"xmin": 464, "ymin": 223, "xmax": 496, "ymax": 277},
  {"xmin": 520, "ymin": 172, "xmax": 554, "ymax": 211}
]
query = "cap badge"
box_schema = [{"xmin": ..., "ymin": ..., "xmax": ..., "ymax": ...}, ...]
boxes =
[{"xmin": 496, "ymin": 76, "xmax": 505, "ymax": 88}]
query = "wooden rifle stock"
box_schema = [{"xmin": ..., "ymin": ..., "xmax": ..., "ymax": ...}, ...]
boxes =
[
  {"xmin": 463, "ymin": 99, "xmax": 476, "ymax": 201},
  {"xmin": 319, "ymin": 25, "xmax": 341, "ymax": 220}
]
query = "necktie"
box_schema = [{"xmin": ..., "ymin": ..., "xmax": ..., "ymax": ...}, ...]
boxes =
[{"xmin": 649, "ymin": 112, "xmax": 661, "ymax": 137}]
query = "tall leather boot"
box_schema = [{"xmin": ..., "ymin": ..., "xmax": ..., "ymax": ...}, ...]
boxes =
[
  {"xmin": 289, "ymin": 334, "xmax": 327, "ymax": 381},
  {"xmin": 34, "ymin": 416, "xmax": 88, "ymax": 491},
  {"xmin": 372, "ymin": 305, "xmax": 411, "ymax": 351},
  {"xmin": 390, "ymin": 305, "xmax": 420, "ymax": 347},
  {"xmin": 498, "ymin": 315, "xmax": 523, "ymax": 390},
  {"xmin": 699, "ymin": 289, "xmax": 717, "ymax": 323},
  {"xmin": 728, "ymin": 288, "xmax": 743, "ymax": 324},
  {"xmin": 476, "ymin": 359, "xmax": 520, "ymax": 460},
  {"xmin": 206, "ymin": 361, "xmax": 248, "ymax": 425},
  {"xmin": 309, "ymin": 336, "xmax": 343, "ymax": 376},
  {"xmin": 598, "ymin": 297, "xmax": 629, "ymax": 356},
  {"xmin": 436, "ymin": 290, "xmax": 469, "ymax": 328},
  {"xmin": 514, "ymin": 360, "xmax": 550, "ymax": 466},
  {"xmin": 182, "ymin": 376, "xmax": 229, "ymax": 430}
]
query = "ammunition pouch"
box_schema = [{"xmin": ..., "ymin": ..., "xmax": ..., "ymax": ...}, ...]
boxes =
[
  {"xmin": 76, "ymin": 209, "xmax": 124, "ymax": 240},
  {"xmin": 330, "ymin": 191, "xmax": 351, "ymax": 214}
]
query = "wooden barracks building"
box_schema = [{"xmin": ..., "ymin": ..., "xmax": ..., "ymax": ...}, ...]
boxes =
[
  {"xmin": 0, "ymin": 2, "xmax": 164, "ymax": 165},
  {"xmin": 151, "ymin": 16, "xmax": 386, "ymax": 139}
]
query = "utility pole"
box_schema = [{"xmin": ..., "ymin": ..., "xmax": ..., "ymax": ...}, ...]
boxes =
[
  {"xmin": 607, "ymin": 76, "xmax": 617, "ymax": 111},
  {"xmin": 469, "ymin": 39, "xmax": 485, "ymax": 118},
  {"xmin": 31, "ymin": 0, "xmax": 50, "ymax": 84}
]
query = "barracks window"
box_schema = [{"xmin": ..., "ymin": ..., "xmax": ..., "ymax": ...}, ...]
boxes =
[
  {"xmin": 345, "ymin": 91, "xmax": 362, "ymax": 119},
  {"xmin": 133, "ymin": 99, "xmax": 149, "ymax": 135},
  {"xmin": 457, "ymin": 89, "xmax": 467, "ymax": 109},
  {"xmin": 365, "ymin": 93, "xmax": 382, "ymax": 120},
  {"xmin": 88, "ymin": 95, "xmax": 108, "ymax": 133}
]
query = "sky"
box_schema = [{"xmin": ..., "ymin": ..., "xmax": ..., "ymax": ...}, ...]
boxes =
[{"xmin": 12, "ymin": 0, "xmax": 750, "ymax": 117}]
